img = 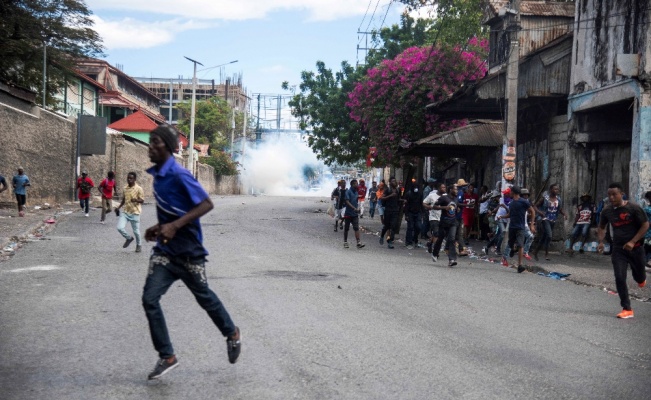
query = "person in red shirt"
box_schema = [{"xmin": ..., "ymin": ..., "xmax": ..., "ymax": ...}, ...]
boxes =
[
  {"xmin": 462, "ymin": 183, "xmax": 479, "ymax": 245},
  {"xmin": 357, "ymin": 179, "xmax": 367, "ymax": 218},
  {"xmin": 77, "ymin": 170, "xmax": 94, "ymax": 217},
  {"xmin": 98, "ymin": 171, "xmax": 116, "ymax": 224}
]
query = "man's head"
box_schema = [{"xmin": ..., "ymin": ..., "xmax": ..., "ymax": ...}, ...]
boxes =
[
  {"xmin": 449, "ymin": 184, "xmax": 458, "ymax": 197},
  {"xmin": 359, "ymin": 179, "xmax": 365, "ymax": 186},
  {"xmin": 127, "ymin": 172, "xmax": 137, "ymax": 186},
  {"xmin": 17, "ymin": 167, "xmax": 24, "ymax": 175},
  {"xmin": 510, "ymin": 185, "xmax": 522, "ymax": 199},
  {"xmin": 607, "ymin": 182, "xmax": 625, "ymax": 206},
  {"xmin": 427, "ymin": 177, "xmax": 436, "ymax": 187},
  {"xmin": 372, "ymin": 181, "xmax": 377, "ymax": 187},
  {"xmin": 107, "ymin": 171, "xmax": 115, "ymax": 179},
  {"xmin": 438, "ymin": 182, "xmax": 447, "ymax": 194},
  {"xmin": 389, "ymin": 176, "xmax": 397, "ymax": 188},
  {"xmin": 350, "ymin": 179, "xmax": 358, "ymax": 189},
  {"xmin": 520, "ymin": 188, "xmax": 530, "ymax": 199},
  {"xmin": 467, "ymin": 183, "xmax": 475, "ymax": 193},
  {"xmin": 81, "ymin": 170, "xmax": 88, "ymax": 177},
  {"xmin": 580, "ymin": 192, "xmax": 592, "ymax": 202},
  {"xmin": 149, "ymin": 124, "xmax": 178, "ymax": 164},
  {"xmin": 549, "ymin": 183, "xmax": 560, "ymax": 195},
  {"xmin": 339, "ymin": 179, "xmax": 346, "ymax": 188}
]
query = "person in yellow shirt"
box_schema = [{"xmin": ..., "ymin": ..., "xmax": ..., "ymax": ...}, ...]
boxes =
[{"xmin": 116, "ymin": 172, "xmax": 145, "ymax": 252}]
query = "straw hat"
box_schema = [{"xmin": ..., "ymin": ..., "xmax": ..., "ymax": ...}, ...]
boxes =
[{"xmin": 456, "ymin": 178, "xmax": 469, "ymax": 186}]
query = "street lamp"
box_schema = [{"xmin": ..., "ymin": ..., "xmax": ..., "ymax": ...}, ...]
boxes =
[{"xmin": 184, "ymin": 56, "xmax": 204, "ymax": 176}]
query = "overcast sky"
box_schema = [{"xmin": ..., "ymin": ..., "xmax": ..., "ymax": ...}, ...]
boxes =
[{"xmin": 87, "ymin": 0, "xmax": 409, "ymax": 98}]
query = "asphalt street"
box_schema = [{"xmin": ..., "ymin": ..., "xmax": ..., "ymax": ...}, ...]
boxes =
[{"xmin": 0, "ymin": 195, "xmax": 650, "ymax": 400}]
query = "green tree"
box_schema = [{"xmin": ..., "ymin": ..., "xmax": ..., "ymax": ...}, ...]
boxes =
[
  {"xmin": 284, "ymin": 61, "xmax": 367, "ymax": 166},
  {"xmin": 202, "ymin": 149, "xmax": 239, "ymax": 176},
  {"xmin": 0, "ymin": 0, "xmax": 104, "ymax": 106},
  {"xmin": 284, "ymin": 1, "xmax": 485, "ymax": 166},
  {"xmin": 176, "ymin": 96, "xmax": 232, "ymax": 149}
]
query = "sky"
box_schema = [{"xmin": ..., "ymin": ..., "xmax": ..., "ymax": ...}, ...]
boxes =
[{"xmin": 86, "ymin": 0, "xmax": 409, "ymax": 101}]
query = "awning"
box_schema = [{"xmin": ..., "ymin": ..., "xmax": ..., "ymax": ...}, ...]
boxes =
[{"xmin": 398, "ymin": 120, "xmax": 504, "ymax": 157}]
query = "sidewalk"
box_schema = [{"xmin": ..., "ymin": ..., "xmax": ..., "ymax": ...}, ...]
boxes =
[{"xmin": 356, "ymin": 212, "xmax": 650, "ymax": 303}]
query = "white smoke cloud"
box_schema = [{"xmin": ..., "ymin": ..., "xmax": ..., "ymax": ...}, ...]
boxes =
[{"xmin": 239, "ymin": 135, "xmax": 337, "ymax": 197}]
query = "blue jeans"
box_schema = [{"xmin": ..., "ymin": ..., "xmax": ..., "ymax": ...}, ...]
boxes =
[
  {"xmin": 524, "ymin": 226, "xmax": 535, "ymax": 254},
  {"xmin": 571, "ymin": 224, "xmax": 590, "ymax": 241},
  {"xmin": 117, "ymin": 212, "xmax": 141, "ymax": 245},
  {"xmin": 369, "ymin": 201, "xmax": 377, "ymax": 218},
  {"xmin": 537, "ymin": 219, "xmax": 555, "ymax": 252},
  {"xmin": 487, "ymin": 220, "xmax": 506, "ymax": 252},
  {"xmin": 143, "ymin": 251, "xmax": 236, "ymax": 358},
  {"xmin": 79, "ymin": 198, "xmax": 89, "ymax": 213},
  {"xmin": 405, "ymin": 211, "xmax": 421, "ymax": 245}
]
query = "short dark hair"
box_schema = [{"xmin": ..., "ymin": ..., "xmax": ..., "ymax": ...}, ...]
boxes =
[
  {"xmin": 645, "ymin": 191, "xmax": 651, "ymax": 202},
  {"xmin": 350, "ymin": 179, "xmax": 358, "ymax": 185},
  {"xmin": 550, "ymin": 183, "xmax": 559, "ymax": 190},
  {"xmin": 128, "ymin": 171, "xmax": 137, "ymax": 179},
  {"xmin": 107, "ymin": 171, "xmax": 115, "ymax": 179},
  {"xmin": 510, "ymin": 186, "xmax": 522, "ymax": 195},
  {"xmin": 608, "ymin": 182, "xmax": 624, "ymax": 192}
]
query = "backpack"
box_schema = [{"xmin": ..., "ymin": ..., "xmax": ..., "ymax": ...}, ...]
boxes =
[{"xmin": 80, "ymin": 179, "xmax": 92, "ymax": 195}]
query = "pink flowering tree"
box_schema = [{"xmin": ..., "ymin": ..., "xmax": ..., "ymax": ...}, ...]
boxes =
[{"xmin": 347, "ymin": 38, "xmax": 488, "ymax": 165}]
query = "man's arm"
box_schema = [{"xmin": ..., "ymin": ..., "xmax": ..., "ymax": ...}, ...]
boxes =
[
  {"xmin": 157, "ymin": 198, "xmax": 214, "ymax": 241},
  {"xmin": 624, "ymin": 221, "xmax": 650, "ymax": 251}
]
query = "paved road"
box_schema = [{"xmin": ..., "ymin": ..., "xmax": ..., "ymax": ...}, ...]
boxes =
[{"xmin": 1, "ymin": 196, "xmax": 649, "ymax": 399}]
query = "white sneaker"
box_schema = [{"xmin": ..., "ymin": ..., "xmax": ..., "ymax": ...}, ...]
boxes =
[
  {"xmin": 85, "ymin": 213, "xmax": 89, "ymax": 217},
  {"xmin": 100, "ymin": 220, "xmax": 105, "ymax": 224}
]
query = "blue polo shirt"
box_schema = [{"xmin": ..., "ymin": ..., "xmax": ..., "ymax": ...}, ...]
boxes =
[
  {"xmin": 147, "ymin": 156, "xmax": 210, "ymax": 258},
  {"xmin": 12, "ymin": 174, "xmax": 29, "ymax": 195},
  {"xmin": 344, "ymin": 187, "xmax": 359, "ymax": 217}
]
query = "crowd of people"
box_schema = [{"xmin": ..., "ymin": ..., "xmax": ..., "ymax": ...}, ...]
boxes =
[{"xmin": 331, "ymin": 177, "xmax": 648, "ymax": 319}]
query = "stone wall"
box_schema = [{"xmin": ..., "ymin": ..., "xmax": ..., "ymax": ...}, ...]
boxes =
[
  {"xmin": 215, "ymin": 175, "xmax": 241, "ymax": 195},
  {"xmin": 81, "ymin": 135, "xmax": 156, "ymax": 198},
  {"xmin": 196, "ymin": 163, "xmax": 216, "ymax": 195},
  {"xmin": 0, "ymin": 102, "xmax": 77, "ymax": 206}
]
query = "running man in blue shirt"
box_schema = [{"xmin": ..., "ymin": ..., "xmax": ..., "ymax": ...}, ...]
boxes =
[
  {"xmin": 12, "ymin": 167, "xmax": 30, "ymax": 217},
  {"xmin": 142, "ymin": 124, "xmax": 240, "ymax": 380}
]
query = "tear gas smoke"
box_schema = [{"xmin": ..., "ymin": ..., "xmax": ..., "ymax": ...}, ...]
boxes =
[{"xmin": 239, "ymin": 136, "xmax": 337, "ymax": 196}]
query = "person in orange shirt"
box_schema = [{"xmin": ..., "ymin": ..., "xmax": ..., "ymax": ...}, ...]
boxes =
[{"xmin": 376, "ymin": 181, "xmax": 386, "ymax": 225}]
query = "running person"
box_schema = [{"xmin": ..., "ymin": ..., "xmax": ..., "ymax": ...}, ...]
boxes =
[
  {"xmin": 343, "ymin": 179, "xmax": 365, "ymax": 249},
  {"xmin": 142, "ymin": 124, "xmax": 240, "ymax": 379},
  {"xmin": 597, "ymin": 182, "xmax": 647, "ymax": 319},
  {"xmin": 431, "ymin": 184, "xmax": 460, "ymax": 267},
  {"xmin": 533, "ymin": 183, "xmax": 567, "ymax": 260},
  {"xmin": 423, "ymin": 182, "xmax": 445, "ymax": 254},
  {"xmin": 12, "ymin": 167, "xmax": 30, "ymax": 217},
  {"xmin": 500, "ymin": 186, "xmax": 536, "ymax": 272},
  {"xmin": 77, "ymin": 170, "xmax": 94, "ymax": 217},
  {"xmin": 98, "ymin": 171, "xmax": 116, "ymax": 224},
  {"xmin": 115, "ymin": 172, "xmax": 144, "ymax": 252},
  {"xmin": 379, "ymin": 177, "xmax": 400, "ymax": 249}
]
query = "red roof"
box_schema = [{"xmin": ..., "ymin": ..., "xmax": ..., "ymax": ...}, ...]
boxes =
[{"xmin": 108, "ymin": 110, "xmax": 158, "ymax": 132}]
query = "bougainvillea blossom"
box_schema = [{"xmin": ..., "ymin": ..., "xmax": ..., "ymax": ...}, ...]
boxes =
[{"xmin": 347, "ymin": 38, "xmax": 488, "ymax": 165}]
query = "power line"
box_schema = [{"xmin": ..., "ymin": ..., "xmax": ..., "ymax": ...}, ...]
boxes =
[{"xmin": 358, "ymin": 0, "xmax": 374, "ymax": 32}]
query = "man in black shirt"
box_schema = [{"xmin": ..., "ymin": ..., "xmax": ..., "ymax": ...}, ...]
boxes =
[
  {"xmin": 403, "ymin": 179, "xmax": 422, "ymax": 249},
  {"xmin": 598, "ymin": 182, "xmax": 648, "ymax": 319},
  {"xmin": 331, "ymin": 180, "xmax": 346, "ymax": 232},
  {"xmin": 379, "ymin": 177, "xmax": 401, "ymax": 249},
  {"xmin": 499, "ymin": 186, "xmax": 536, "ymax": 273},
  {"xmin": 431, "ymin": 184, "xmax": 460, "ymax": 267}
]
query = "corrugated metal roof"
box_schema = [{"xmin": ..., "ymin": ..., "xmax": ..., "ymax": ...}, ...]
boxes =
[
  {"xmin": 486, "ymin": 1, "xmax": 575, "ymax": 18},
  {"xmin": 415, "ymin": 120, "xmax": 504, "ymax": 147}
]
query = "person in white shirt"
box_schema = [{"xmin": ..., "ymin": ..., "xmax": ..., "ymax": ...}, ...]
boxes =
[{"xmin": 422, "ymin": 182, "xmax": 446, "ymax": 254}]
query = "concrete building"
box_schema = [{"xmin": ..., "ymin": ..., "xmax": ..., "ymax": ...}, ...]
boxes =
[
  {"xmin": 567, "ymin": 0, "xmax": 651, "ymax": 201},
  {"xmin": 75, "ymin": 59, "xmax": 167, "ymax": 124},
  {"xmin": 134, "ymin": 75, "xmax": 248, "ymax": 125}
]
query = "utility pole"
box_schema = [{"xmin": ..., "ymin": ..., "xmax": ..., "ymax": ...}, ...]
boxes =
[
  {"xmin": 256, "ymin": 93, "xmax": 261, "ymax": 147},
  {"xmin": 502, "ymin": 0, "xmax": 520, "ymax": 190},
  {"xmin": 184, "ymin": 56, "xmax": 204, "ymax": 176},
  {"xmin": 42, "ymin": 41, "xmax": 47, "ymax": 108}
]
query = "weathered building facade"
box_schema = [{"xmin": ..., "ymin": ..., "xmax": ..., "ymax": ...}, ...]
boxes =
[{"xmin": 567, "ymin": 0, "xmax": 651, "ymax": 202}]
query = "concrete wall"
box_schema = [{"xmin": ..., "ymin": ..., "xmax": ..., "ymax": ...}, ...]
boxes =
[
  {"xmin": 215, "ymin": 175, "xmax": 241, "ymax": 195},
  {"xmin": 81, "ymin": 135, "xmax": 155, "ymax": 198},
  {"xmin": 197, "ymin": 163, "xmax": 217, "ymax": 195},
  {"xmin": 0, "ymin": 101, "xmax": 77, "ymax": 206}
]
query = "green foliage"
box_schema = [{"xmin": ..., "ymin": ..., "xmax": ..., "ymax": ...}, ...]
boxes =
[
  {"xmin": 286, "ymin": 61, "xmax": 367, "ymax": 166},
  {"xmin": 177, "ymin": 96, "xmax": 240, "ymax": 150},
  {"xmin": 285, "ymin": 0, "xmax": 485, "ymax": 166},
  {"xmin": 201, "ymin": 149, "xmax": 239, "ymax": 176},
  {"xmin": 0, "ymin": 0, "xmax": 104, "ymax": 106}
]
